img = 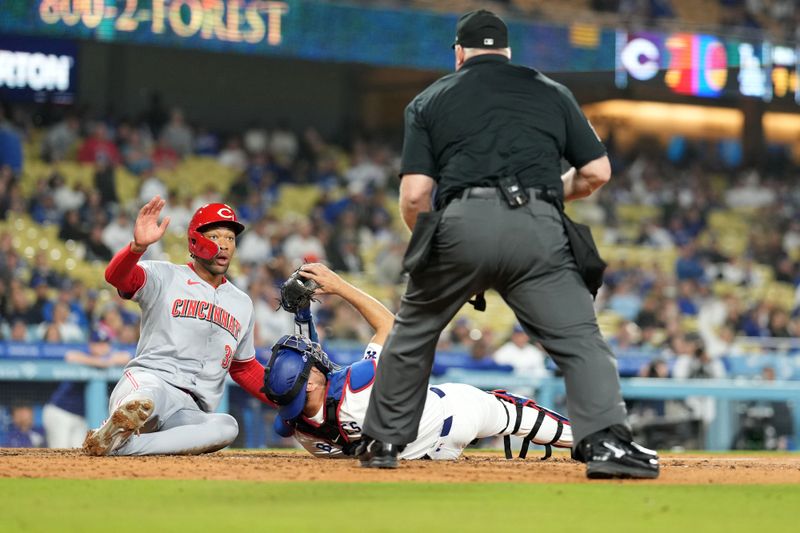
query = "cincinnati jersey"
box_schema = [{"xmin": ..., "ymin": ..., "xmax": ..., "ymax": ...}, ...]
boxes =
[
  {"xmin": 126, "ymin": 261, "xmax": 255, "ymax": 412},
  {"xmin": 294, "ymin": 343, "xmax": 444, "ymax": 459}
]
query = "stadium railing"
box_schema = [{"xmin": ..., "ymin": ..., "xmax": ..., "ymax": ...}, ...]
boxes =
[{"xmin": 2, "ymin": 340, "xmax": 800, "ymax": 451}]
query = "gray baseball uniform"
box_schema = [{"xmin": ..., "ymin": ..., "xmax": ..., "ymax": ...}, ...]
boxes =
[{"xmin": 107, "ymin": 261, "xmax": 255, "ymax": 455}]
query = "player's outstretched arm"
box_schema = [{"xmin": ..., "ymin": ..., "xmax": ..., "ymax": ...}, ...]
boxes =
[{"xmin": 299, "ymin": 263, "xmax": 395, "ymax": 345}]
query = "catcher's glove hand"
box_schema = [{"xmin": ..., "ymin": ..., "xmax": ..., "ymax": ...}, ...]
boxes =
[{"xmin": 279, "ymin": 268, "xmax": 320, "ymax": 313}]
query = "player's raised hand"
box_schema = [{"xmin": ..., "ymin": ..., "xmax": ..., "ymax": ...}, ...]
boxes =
[
  {"xmin": 132, "ymin": 196, "xmax": 171, "ymax": 253},
  {"xmin": 299, "ymin": 263, "xmax": 346, "ymax": 295}
]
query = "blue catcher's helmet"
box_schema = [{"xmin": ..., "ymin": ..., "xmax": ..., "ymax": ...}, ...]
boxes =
[{"xmin": 262, "ymin": 335, "xmax": 338, "ymax": 421}]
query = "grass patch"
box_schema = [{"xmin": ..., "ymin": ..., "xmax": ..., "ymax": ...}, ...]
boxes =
[{"xmin": 0, "ymin": 480, "xmax": 796, "ymax": 532}]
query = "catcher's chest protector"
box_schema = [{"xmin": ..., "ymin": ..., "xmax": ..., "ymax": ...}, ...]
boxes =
[{"xmin": 291, "ymin": 365, "xmax": 367, "ymax": 455}]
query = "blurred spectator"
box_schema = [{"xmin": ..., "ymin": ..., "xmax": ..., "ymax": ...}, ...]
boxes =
[
  {"xmin": 29, "ymin": 252, "xmax": 63, "ymax": 289},
  {"xmin": 672, "ymin": 333, "xmax": 726, "ymax": 426},
  {"xmin": 725, "ymin": 172, "xmax": 775, "ymax": 209},
  {"xmin": 442, "ymin": 317, "xmax": 475, "ymax": 352},
  {"xmin": 676, "ymin": 243, "xmax": 705, "ymax": 282},
  {"xmin": 191, "ymin": 186, "xmax": 223, "ymax": 212},
  {"xmin": 676, "ymin": 280, "xmax": 699, "ymax": 316},
  {"xmin": 41, "ymin": 114, "xmax": 80, "ymax": 163},
  {"xmin": 244, "ymin": 121, "xmax": 269, "ymax": 154},
  {"xmin": 59, "ymin": 209, "xmax": 88, "ymax": 242},
  {"xmin": 608, "ymin": 320, "xmax": 642, "ymax": 352},
  {"xmin": 29, "ymin": 179, "xmax": 60, "ymax": 225},
  {"xmin": 326, "ymin": 299, "xmax": 372, "ymax": 341},
  {"xmin": 0, "ymin": 404, "xmax": 45, "ymax": 447},
  {"xmin": 344, "ymin": 141, "xmax": 388, "ymax": 191},
  {"xmin": 470, "ymin": 336, "xmax": 494, "ymax": 362},
  {"xmin": 0, "ymin": 105, "xmax": 23, "ymax": 174},
  {"xmin": 639, "ymin": 357, "xmax": 670, "ymax": 379},
  {"xmin": 84, "ymin": 226, "xmax": 113, "ymax": 262},
  {"xmin": 0, "ymin": 165, "xmax": 16, "ymax": 217},
  {"xmin": 252, "ymin": 281, "xmax": 294, "ymax": 347},
  {"xmin": 81, "ymin": 189, "xmax": 111, "ymax": 228},
  {"xmin": 283, "ymin": 220, "xmax": 325, "ymax": 265},
  {"xmin": 330, "ymin": 238, "xmax": 363, "ymax": 273},
  {"xmin": 50, "ymin": 172, "xmax": 86, "ymax": 213},
  {"xmin": 733, "ymin": 366, "xmax": 795, "ymax": 450},
  {"xmin": 637, "ymin": 220, "xmax": 674, "ymax": 249},
  {"xmin": 164, "ymin": 192, "xmax": 193, "ymax": 235},
  {"xmin": 269, "ymin": 120, "xmax": 298, "ymax": 165},
  {"xmin": 42, "ymin": 328, "xmax": 131, "ymax": 449},
  {"xmin": 236, "ymin": 186, "xmax": 269, "ymax": 223},
  {"xmin": 194, "ymin": 126, "xmax": 220, "ymax": 156},
  {"xmin": 160, "ymin": 108, "xmax": 194, "ymax": 157},
  {"xmin": 7, "ymin": 319, "xmax": 31, "ymax": 341},
  {"xmin": 39, "ymin": 301, "xmax": 86, "ymax": 343},
  {"xmin": 218, "ymin": 137, "xmax": 248, "ymax": 171},
  {"xmin": 492, "ymin": 324, "xmax": 549, "ymax": 377},
  {"xmin": 608, "ymin": 280, "xmax": 643, "ymax": 321},
  {"xmin": 152, "ymin": 138, "xmax": 180, "ymax": 169},
  {"xmin": 93, "ymin": 159, "xmax": 118, "ymax": 205},
  {"xmin": 238, "ymin": 218, "xmax": 273, "ymax": 265},
  {"xmin": 374, "ymin": 237, "xmax": 406, "ymax": 285},
  {"xmin": 122, "ymin": 128, "xmax": 154, "ymax": 175},
  {"xmin": 78, "ymin": 122, "xmax": 121, "ymax": 166},
  {"xmin": 767, "ymin": 309, "xmax": 793, "ymax": 337},
  {"xmin": 102, "ymin": 211, "xmax": 134, "ymax": 253},
  {"xmin": 138, "ymin": 167, "xmax": 168, "ymax": 205},
  {"xmin": 5, "ymin": 283, "xmax": 40, "ymax": 325}
]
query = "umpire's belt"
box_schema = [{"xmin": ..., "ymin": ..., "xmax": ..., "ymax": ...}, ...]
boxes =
[{"xmin": 459, "ymin": 186, "xmax": 547, "ymax": 202}]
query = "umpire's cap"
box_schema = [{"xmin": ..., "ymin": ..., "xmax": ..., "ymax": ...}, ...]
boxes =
[{"xmin": 452, "ymin": 9, "xmax": 508, "ymax": 49}]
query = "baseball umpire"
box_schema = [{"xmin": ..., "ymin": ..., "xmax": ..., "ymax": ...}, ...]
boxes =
[{"xmin": 360, "ymin": 9, "xmax": 659, "ymax": 479}]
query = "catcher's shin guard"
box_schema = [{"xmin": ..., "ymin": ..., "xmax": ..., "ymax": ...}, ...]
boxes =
[{"xmin": 491, "ymin": 390, "xmax": 572, "ymax": 460}]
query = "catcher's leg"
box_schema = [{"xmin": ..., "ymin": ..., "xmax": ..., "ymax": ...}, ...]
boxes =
[{"xmin": 490, "ymin": 389, "xmax": 572, "ymax": 459}]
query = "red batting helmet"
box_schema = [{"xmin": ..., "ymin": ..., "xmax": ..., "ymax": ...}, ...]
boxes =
[{"xmin": 188, "ymin": 203, "xmax": 245, "ymax": 260}]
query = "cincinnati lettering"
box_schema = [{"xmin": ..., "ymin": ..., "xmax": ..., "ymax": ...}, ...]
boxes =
[{"xmin": 171, "ymin": 299, "xmax": 241, "ymax": 340}]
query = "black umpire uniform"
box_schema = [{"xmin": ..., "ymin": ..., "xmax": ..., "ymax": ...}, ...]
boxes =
[{"xmin": 361, "ymin": 10, "xmax": 658, "ymax": 479}]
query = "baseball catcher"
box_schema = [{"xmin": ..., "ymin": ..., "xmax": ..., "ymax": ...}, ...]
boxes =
[{"xmin": 251, "ymin": 264, "xmax": 572, "ymax": 462}]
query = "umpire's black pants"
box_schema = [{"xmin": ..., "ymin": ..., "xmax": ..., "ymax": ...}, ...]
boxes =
[{"xmin": 363, "ymin": 192, "xmax": 628, "ymax": 448}]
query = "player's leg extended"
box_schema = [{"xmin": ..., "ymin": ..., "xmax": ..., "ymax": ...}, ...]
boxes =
[
  {"xmin": 83, "ymin": 369, "xmax": 164, "ymax": 455},
  {"xmin": 115, "ymin": 408, "xmax": 238, "ymax": 456},
  {"xmin": 490, "ymin": 389, "xmax": 572, "ymax": 458},
  {"xmin": 425, "ymin": 383, "xmax": 571, "ymax": 460}
]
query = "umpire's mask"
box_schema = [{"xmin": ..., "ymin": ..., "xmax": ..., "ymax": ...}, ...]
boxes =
[{"xmin": 262, "ymin": 335, "xmax": 338, "ymax": 421}]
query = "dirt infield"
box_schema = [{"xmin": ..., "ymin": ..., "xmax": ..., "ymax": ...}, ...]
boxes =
[{"xmin": 2, "ymin": 449, "xmax": 799, "ymax": 484}]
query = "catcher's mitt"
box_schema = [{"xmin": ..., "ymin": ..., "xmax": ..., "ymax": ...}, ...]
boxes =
[{"xmin": 279, "ymin": 268, "xmax": 319, "ymax": 313}]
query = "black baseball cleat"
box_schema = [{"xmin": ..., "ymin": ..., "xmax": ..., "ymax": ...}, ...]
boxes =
[
  {"xmin": 356, "ymin": 436, "xmax": 404, "ymax": 469},
  {"xmin": 576, "ymin": 426, "xmax": 660, "ymax": 480}
]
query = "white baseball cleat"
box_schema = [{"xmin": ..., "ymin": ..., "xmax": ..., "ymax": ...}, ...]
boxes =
[{"xmin": 82, "ymin": 398, "xmax": 154, "ymax": 456}]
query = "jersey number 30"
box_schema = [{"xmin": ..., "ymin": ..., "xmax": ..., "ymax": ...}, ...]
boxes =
[{"xmin": 221, "ymin": 345, "xmax": 233, "ymax": 369}]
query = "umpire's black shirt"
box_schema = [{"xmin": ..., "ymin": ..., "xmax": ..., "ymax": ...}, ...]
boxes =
[{"xmin": 400, "ymin": 54, "xmax": 606, "ymax": 208}]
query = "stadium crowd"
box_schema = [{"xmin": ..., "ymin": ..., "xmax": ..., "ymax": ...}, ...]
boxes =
[
  {"xmin": 1, "ymin": 93, "xmax": 799, "ymax": 448},
  {"xmin": 2, "ymin": 99, "xmax": 800, "ymax": 358}
]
